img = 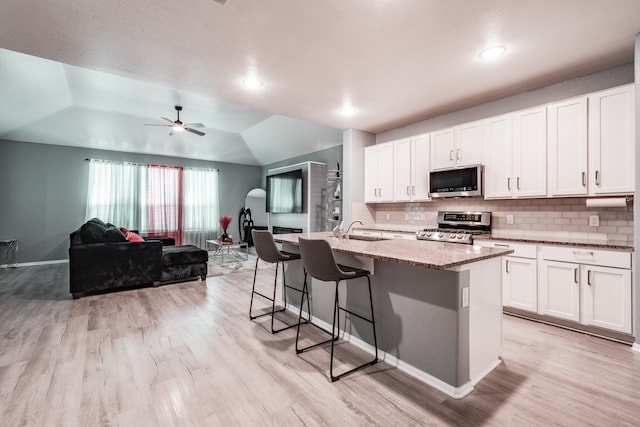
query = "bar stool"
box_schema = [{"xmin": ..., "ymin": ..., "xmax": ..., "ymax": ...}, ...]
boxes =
[
  {"xmin": 249, "ymin": 230, "xmax": 309, "ymax": 333},
  {"xmin": 295, "ymin": 237, "xmax": 378, "ymax": 382}
]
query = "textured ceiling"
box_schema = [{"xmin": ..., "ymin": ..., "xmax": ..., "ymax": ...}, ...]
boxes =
[{"xmin": 0, "ymin": 0, "xmax": 639, "ymax": 165}]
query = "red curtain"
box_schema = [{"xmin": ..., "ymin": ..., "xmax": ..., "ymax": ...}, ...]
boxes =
[{"xmin": 146, "ymin": 164, "xmax": 183, "ymax": 245}]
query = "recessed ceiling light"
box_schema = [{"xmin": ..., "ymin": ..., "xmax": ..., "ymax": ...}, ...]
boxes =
[
  {"xmin": 339, "ymin": 106, "xmax": 356, "ymax": 115},
  {"xmin": 479, "ymin": 46, "xmax": 506, "ymax": 60},
  {"xmin": 242, "ymin": 78, "xmax": 263, "ymax": 88}
]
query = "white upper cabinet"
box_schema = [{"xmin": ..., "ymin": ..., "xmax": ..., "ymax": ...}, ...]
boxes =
[
  {"xmin": 430, "ymin": 121, "xmax": 482, "ymax": 170},
  {"xmin": 393, "ymin": 138, "xmax": 412, "ymax": 202},
  {"xmin": 588, "ymin": 84, "xmax": 635, "ymax": 195},
  {"xmin": 364, "ymin": 143, "xmax": 394, "ymax": 203},
  {"xmin": 394, "ymin": 135, "xmax": 431, "ymax": 202},
  {"xmin": 483, "ymin": 107, "xmax": 549, "ymax": 199},
  {"xmin": 512, "ymin": 107, "xmax": 547, "ymax": 197},
  {"xmin": 483, "ymin": 114, "xmax": 512, "ymax": 198},
  {"xmin": 547, "ymin": 97, "xmax": 588, "ymax": 196}
]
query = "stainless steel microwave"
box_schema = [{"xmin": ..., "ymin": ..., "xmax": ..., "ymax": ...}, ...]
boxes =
[{"xmin": 429, "ymin": 165, "xmax": 483, "ymax": 198}]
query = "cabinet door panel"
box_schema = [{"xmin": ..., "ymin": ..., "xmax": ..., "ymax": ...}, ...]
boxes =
[
  {"xmin": 589, "ymin": 85, "xmax": 635, "ymax": 194},
  {"xmin": 483, "ymin": 115, "xmax": 512, "ymax": 199},
  {"xmin": 513, "ymin": 107, "xmax": 547, "ymax": 197},
  {"xmin": 377, "ymin": 143, "xmax": 394, "ymax": 202},
  {"xmin": 539, "ymin": 260, "xmax": 580, "ymax": 322},
  {"xmin": 364, "ymin": 146, "xmax": 378, "ymax": 203},
  {"xmin": 394, "ymin": 139, "xmax": 412, "ymax": 202},
  {"xmin": 547, "ymin": 97, "xmax": 588, "ymax": 196},
  {"xmin": 503, "ymin": 257, "xmax": 537, "ymax": 312},
  {"xmin": 411, "ymin": 135, "xmax": 431, "ymax": 201},
  {"xmin": 456, "ymin": 121, "xmax": 482, "ymax": 167},
  {"xmin": 430, "ymin": 128, "xmax": 455, "ymax": 170},
  {"xmin": 581, "ymin": 266, "xmax": 632, "ymax": 334}
]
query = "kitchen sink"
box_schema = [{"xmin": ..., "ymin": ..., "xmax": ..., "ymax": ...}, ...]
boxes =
[{"xmin": 328, "ymin": 234, "xmax": 388, "ymax": 242}]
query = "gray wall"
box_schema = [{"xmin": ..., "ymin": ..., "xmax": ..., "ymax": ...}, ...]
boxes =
[
  {"xmin": 0, "ymin": 140, "xmax": 262, "ymax": 263},
  {"xmin": 261, "ymin": 145, "xmax": 342, "ymax": 188},
  {"xmin": 377, "ymin": 63, "xmax": 634, "ymax": 143}
]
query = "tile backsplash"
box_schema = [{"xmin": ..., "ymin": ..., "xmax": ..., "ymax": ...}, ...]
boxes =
[{"xmin": 352, "ymin": 197, "xmax": 634, "ymax": 247}]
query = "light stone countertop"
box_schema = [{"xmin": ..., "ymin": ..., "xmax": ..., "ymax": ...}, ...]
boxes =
[
  {"xmin": 274, "ymin": 232, "xmax": 513, "ymax": 270},
  {"xmin": 474, "ymin": 232, "xmax": 634, "ymax": 251}
]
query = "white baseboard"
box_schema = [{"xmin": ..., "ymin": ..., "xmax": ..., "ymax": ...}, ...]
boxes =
[
  {"xmin": 3, "ymin": 259, "xmax": 69, "ymax": 268},
  {"xmin": 632, "ymin": 343, "xmax": 640, "ymax": 353},
  {"xmin": 285, "ymin": 305, "xmax": 475, "ymax": 399}
]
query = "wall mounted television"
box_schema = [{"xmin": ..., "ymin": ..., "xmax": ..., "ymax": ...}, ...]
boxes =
[{"xmin": 266, "ymin": 169, "xmax": 304, "ymax": 213}]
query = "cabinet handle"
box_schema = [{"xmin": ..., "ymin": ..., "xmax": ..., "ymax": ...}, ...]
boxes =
[
  {"xmin": 412, "ymin": 185, "xmax": 415, "ymax": 195},
  {"xmin": 574, "ymin": 268, "xmax": 578, "ymax": 283},
  {"xmin": 595, "ymin": 170, "xmax": 600, "ymax": 186},
  {"xmin": 582, "ymin": 171, "xmax": 586, "ymax": 187},
  {"xmin": 587, "ymin": 270, "xmax": 592, "ymax": 286},
  {"xmin": 456, "ymin": 149, "xmax": 460, "ymax": 160},
  {"xmin": 495, "ymin": 243, "xmax": 510, "ymax": 248},
  {"xmin": 505, "ymin": 259, "xmax": 509, "ymax": 273},
  {"xmin": 449, "ymin": 150, "xmax": 454, "ymax": 161},
  {"xmin": 517, "ymin": 177, "xmax": 521, "ymax": 190},
  {"xmin": 374, "ymin": 188, "xmax": 377, "ymax": 198},
  {"xmin": 407, "ymin": 186, "xmax": 410, "ymax": 196},
  {"xmin": 507, "ymin": 177, "xmax": 511, "ymax": 190},
  {"xmin": 573, "ymin": 250, "xmax": 594, "ymax": 257},
  {"xmin": 379, "ymin": 188, "xmax": 382, "ymax": 197}
]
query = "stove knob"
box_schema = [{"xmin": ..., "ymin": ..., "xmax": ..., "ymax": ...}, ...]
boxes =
[
  {"xmin": 437, "ymin": 232, "xmax": 444, "ymax": 238},
  {"xmin": 457, "ymin": 234, "xmax": 465, "ymax": 239},
  {"xmin": 426, "ymin": 232, "xmax": 433, "ymax": 237}
]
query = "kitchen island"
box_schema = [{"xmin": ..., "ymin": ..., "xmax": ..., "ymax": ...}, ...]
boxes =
[{"xmin": 274, "ymin": 232, "xmax": 513, "ymax": 398}]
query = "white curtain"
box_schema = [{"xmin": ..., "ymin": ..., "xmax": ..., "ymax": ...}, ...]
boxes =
[
  {"xmin": 182, "ymin": 168, "xmax": 220, "ymax": 248},
  {"xmin": 85, "ymin": 160, "xmax": 145, "ymax": 229}
]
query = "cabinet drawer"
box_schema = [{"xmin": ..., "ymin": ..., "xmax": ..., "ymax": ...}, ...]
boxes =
[
  {"xmin": 540, "ymin": 245, "xmax": 631, "ymax": 269},
  {"xmin": 381, "ymin": 232, "xmax": 416, "ymax": 240},
  {"xmin": 474, "ymin": 240, "xmax": 537, "ymax": 258}
]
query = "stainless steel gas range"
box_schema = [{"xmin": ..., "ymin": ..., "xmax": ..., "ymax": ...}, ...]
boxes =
[{"xmin": 416, "ymin": 211, "xmax": 491, "ymax": 245}]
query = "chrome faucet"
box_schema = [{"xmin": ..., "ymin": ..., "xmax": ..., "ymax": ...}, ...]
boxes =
[{"xmin": 343, "ymin": 220, "xmax": 363, "ymax": 238}]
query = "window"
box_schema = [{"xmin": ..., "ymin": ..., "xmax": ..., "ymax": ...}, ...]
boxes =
[{"xmin": 85, "ymin": 159, "xmax": 219, "ymax": 248}]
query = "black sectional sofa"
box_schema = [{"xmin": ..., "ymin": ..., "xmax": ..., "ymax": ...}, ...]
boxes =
[{"xmin": 69, "ymin": 218, "xmax": 208, "ymax": 299}]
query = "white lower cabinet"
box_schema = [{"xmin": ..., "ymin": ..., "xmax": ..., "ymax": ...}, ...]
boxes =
[
  {"xmin": 539, "ymin": 246, "xmax": 632, "ymax": 334},
  {"xmin": 475, "ymin": 240, "xmax": 537, "ymax": 312},
  {"xmin": 580, "ymin": 265, "xmax": 632, "ymax": 334},
  {"xmin": 538, "ymin": 260, "xmax": 581, "ymax": 322}
]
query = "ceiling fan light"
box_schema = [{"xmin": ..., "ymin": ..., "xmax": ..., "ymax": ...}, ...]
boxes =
[{"xmin": 172, "ymin": 124, "xmax": 184, "ymax": 132}]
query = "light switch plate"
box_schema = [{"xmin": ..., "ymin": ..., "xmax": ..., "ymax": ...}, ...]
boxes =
[
  {"xmin": 506, "ymin": 214, "xmax": 514, "ymax": 225},
  {"xmin": 589, "ymin": 215, "xmax": 600, "ymax": 227}
]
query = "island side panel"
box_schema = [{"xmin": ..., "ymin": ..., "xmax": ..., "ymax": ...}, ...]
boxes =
[{"xmin": 373, "ymin": 259, "xmax": 469, "ymax": 388}]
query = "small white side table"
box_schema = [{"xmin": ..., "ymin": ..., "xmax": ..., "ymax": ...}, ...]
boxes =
[{"xmin": 0, "ymin": 239, "xmax": 18, "ymax": 268}]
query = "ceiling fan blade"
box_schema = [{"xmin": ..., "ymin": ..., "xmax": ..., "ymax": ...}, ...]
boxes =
[
  {"xmin": 185, "ymin": 127, "xmax": 205, "ymax": 136},
  {"xmin": 144, "ymin": 123, "xmax": 171, "ymax": 127},
  {"xmin": 161, "ymin": 117, "xmax": 174, "ymax": 124},
  {"xmin": 184, "ymin": 123, "xmax": 205, "ymax": 128}
]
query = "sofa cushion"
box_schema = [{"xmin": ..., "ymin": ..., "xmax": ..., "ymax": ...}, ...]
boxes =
[
  {"xmin": 81, "ymin": 220, "xmax": 107, "ymax": 243},
  {"xmin": 162, "ymin": 245, "xmax": 208, "ymax": 267},
  {"xmin": 105, "ymin": 226, "xmax": 127, "ymax": 243},
  {"xmin": 126, "ymin": 231, "xmax": 145, "ymax": 242}
]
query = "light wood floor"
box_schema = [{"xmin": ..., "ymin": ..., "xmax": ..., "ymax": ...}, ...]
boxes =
[{"xmin": 0, "ymin": 264, "xmax": 639, "ymax": 426}]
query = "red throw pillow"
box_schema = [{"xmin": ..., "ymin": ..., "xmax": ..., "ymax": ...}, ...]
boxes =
[{"xmin": 126, "ymin": 231, "xmax": 145, "ymax": 242}]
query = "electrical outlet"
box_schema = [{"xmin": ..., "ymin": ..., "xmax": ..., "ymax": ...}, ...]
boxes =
[
  {"xmin": 420, "ymin": 213, "xmax": 425, "ymax": 221},
  {"xmin": 386, "ymin": 213, "xmax": 391, "ymax": 220},
  {"xmin": 589, "ymin": 215, "xmax": 600, "ymax": 227},
  {"xmin": 404, "ymin": 213, "xmax": 409, "ymax": 220},
  {"xmin": 506, "ymin": 214, "xmax": 514, "ymax": 225},
  {"xmin": 461, "ymin": 288, "xmax": 469, "ymax": 308}
]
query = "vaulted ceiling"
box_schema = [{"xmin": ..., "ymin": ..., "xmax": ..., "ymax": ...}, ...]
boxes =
[{"xmin": 1, "ymin": 0, "xmax": 638, "ymax": 165}]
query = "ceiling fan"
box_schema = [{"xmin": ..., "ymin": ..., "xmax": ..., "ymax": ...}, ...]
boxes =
[{"xmin": 145, "ymin": 105, "xmax": 206, "ymax": 136}]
